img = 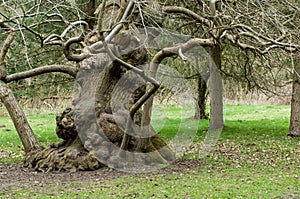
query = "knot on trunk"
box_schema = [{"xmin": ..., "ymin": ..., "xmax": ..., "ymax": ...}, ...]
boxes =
[{"xmin": 55, "ymin": 107, "xmax": 77, "ymax": 143}]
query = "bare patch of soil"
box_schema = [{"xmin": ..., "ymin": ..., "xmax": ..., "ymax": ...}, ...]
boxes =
[{"xmin": 0, "ymin": 159, "xmax": 202, "ymax": 192}]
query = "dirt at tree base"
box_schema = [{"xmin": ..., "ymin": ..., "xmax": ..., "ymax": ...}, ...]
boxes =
[{"xmin": 0, "ymin": 159, "xmax": 202, "ymax": 193}]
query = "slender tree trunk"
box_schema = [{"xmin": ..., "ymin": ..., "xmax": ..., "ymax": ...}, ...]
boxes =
[
  {"xmin": 289, "ymin": 53, "xmax": 300, "ymax": 137},
  {"xmin": 0, "ymin": 83, "xmax": 42, "ymax": 152},
  {"xmin": 136, "ymin": 91, "xmax": 154, "ymax": 152},
  {"xmin": 208, "ymin": 44, "xmax": 224, "ymax": 130},
  {"xmin": 136, "ymin": 61, "xmax": 159, "ymax": 152},
  {"xmin": 194, "ymin": 75, "xmax": 208, "ymax": 119},
  {"xmin": 86, "ymin": 0, "xmax": 96, "ymax": 28}
]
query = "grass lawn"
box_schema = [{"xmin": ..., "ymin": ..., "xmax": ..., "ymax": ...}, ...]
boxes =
[
  {"xmin": 0, "ymin": 105, "xmax": 299, "ymax": 198},
  {"xmin": 0, "ymin": 111, "xmax": 59, "ymax": 163}
]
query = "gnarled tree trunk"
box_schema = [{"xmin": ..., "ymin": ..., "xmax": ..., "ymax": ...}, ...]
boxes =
[
  {"xmin": 25, "ymin": 36, "xmax": 175, "ymax": 172},
  {"xmin": 73, "ymin": 43, "xmax": 175, "ymax": 171},
  {"xmin": 25, "ymin": 107, "xmax": 102, "ymax": 172}
]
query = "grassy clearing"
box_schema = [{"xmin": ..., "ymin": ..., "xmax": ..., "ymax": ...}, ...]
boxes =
[
  {"xmin": 0, "ymin": 111, "xmax": 59, "ymax": 163},
  {"xmin": 0, "ymin": 105, "xmax": 300, "ymax": 198},
  {"xmin": 5, "ymin": 168, "xmax": 299, "ymax": 198}
]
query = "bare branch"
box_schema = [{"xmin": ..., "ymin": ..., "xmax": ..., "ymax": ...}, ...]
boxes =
[
  {"xmin": 4, "ymin": 65, "xmax": 77, "ymax": 83},
  {"xmin": 164, "ymin": 2, "xmax": 299, "ymax": 54},
  {"xmin": 152, "ymin": 37, "xmax": 214, "ymax": 65},
  {"xmin": 0, "ymin": 11, "xmax": 44, "ymax": 43},
  {"xmin": 0, "ymin": 31, "xmax": 15, "ymax": 65},
  {"xmin": 43, "ymin": 21, "xmax": 88, "ymax": 44},
  {"xmin": 141, "ymin": 37, "xmax": 215, "ymax": 136},
  {"xmin": 235, "ymin": 24, "xmax": 300, "ymax": 49},
  {"xmin": 0, "ymin": 31, "xmax": 15, "ymax": 80},
  {"xmin": 164, "ymin": 6, "xmax": 212, "ymax": 28},
  {"xmin": 43, "ymin": 21, "xmax": 90, "ymax": 62},
  {"xmin": 89, "ymin": 0, "xmax": 135, "ymax": 53},
  {"xmin": 225, "ymin": 33, "xmax": 298, "ymax": 54},
  {"xmin": 60, "ymin": 21, "xmax": 88, "ymax": 38},
  {"xmin": 97, "ymin": 0, "xmax": 108, "ymax": 41},
  {"xmin": 43, "ymin": 34, "xmax": 64, "ymax": 46},
  {"xmin": 178, "ymin": 48, "xmax": 188, "ymax": 61},
  {"xmin": 42, "ymin": 0, "xmax": 142, "ymax": 62},
  {"xmin": 63, "ymin": 35, "xmax": 89, "ymax": 62},
  {"xmin": 0, "ymin": 21, "xmax": 11, "ymax": 31}
]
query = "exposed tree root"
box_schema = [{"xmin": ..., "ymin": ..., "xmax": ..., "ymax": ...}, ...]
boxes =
[{"xmin": 24, "ymin": 107, "xmax": 175, "ymax": 172}]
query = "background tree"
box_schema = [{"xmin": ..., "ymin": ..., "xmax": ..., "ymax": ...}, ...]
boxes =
[
  {"xmin": 289, "ymin": 52, "xmax": 300, "ymax": 137},
  {"xmin": 163, "ymin": 0, "xmax": 299, "ymax": 132}
]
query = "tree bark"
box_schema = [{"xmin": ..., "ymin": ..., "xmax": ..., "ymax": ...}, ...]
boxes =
[
  {"xmin": 74, "ymin": 50, "xmax": 175, "ymax": 170},
  {"xmin": 139, "ymin": 37, "xmax": 215, "ymax": 150},
  {"xmin": 289, "ymin": 52, "xmax": 300, "ymax": 137},
  {"xmin": 0, "ymin": 83, "xmax": 42, "ymax": 153},
  {"xmin": 86, "ymin": 0, "xmax": 96, "ymax": 28},
  {"xmin": 4, "ymin": 65, "xmax": 77, "ymax": 83},
  {"xmin": 208, "ymin": 44, "xmax": 224, "ymax": 130},
  {"xmin": 194, "ymin": 75, "xmax": 208, "ymax": 119},
  {"xmin": 0, "ymin": 31, "xmax": 15, "ymax": 80},
  {"xmin": 23, "ymin": 41, "xmax": 175, "ymax": 172},
  {"xmin": 25, "ymin": 108, "xmax": 102, "ymax": 172}
]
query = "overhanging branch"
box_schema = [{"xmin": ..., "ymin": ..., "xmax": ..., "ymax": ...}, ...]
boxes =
[
  {"xmin": 164, "ymin": 6, "xmax": 212, "ymax": 28},
  {"xmin": 4, "ymin": 65, "xmax": 77, "ymax": 83},
  {"xmin": 152, "ymin": 37, "xmax": 214, "ymax": 65}
]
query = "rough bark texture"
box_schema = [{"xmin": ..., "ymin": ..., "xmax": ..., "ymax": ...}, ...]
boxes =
[
  {"xmin": 289, "ymin": 53, "xmax": 300, "ymax": 137},
  {"xmin": 25, "ymin": 35, "xmax": 175, "ymax": 171},
  {"xmin": 0, "ymin": 68, "xmax": 6, "ymax": 81},
  {"xmin": 0, "ymin": 31, "xmax": 15, "ymax": 81},
  {"xmin": 194, "ymin": 75, "xmax": 208, "ymax": 119},
  {"xmin": 25, "ymin": 108, "xmax": 102, "ymax": 172},
  {"xmin": 0, "ymin": 83, "xmax": 42, "ymax": 153},
  {"xmin": 85, "ymin": 0, "xmax": 96, "ymax": 28},
  {"xmin": 4, "ymin": 65, "xmax": 77, "ymax": 83},
  {"xmin": 73, "ymin": 44, "xmax": 175, "ymax": 171},
  {"xmin": 208, "ymin": 45, "xmax": 224, "ymax": 130}
]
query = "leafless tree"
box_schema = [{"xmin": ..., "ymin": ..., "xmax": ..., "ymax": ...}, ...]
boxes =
[{"xmin": 0, "ymin": 0, "xmax": 299, "ymax": 171}]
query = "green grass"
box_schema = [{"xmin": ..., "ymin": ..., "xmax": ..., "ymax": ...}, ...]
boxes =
[
  {"xmin": 0, "ymin": 105, "xmax": 299, "ymax": 198},
  {"xmin": 4, "ymin": 168, "xmax": 299, "ymax": 198},
  {"xmin": 0, "ymin": 111, "xmax": 60, "ymax": 163}
]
